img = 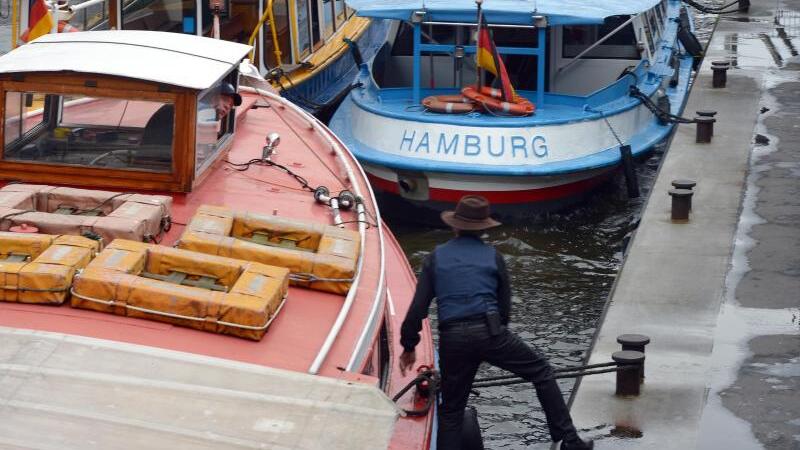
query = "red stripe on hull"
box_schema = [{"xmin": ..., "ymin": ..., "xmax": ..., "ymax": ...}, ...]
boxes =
[{"xmin": 366, "ymin": 172, "xmax": 613, "ymax": 204}]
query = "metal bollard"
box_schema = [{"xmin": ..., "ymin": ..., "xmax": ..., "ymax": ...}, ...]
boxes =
[
  {"xmin": 669, "ymin": 189, "xmax": 693, "ymax": 221},
  {"xmin": 696, "ymin": 111, "xmax": 717, "ymax": 135},
  {"xmin": 612, "ymin": 350, "xmax": 645, "ymax": 396},
  {"xmin": 671, "ymin": 180, "xmax": 697, "ymax": 210},
  {"xmin": 617, "ymin": 334, "xmax": 651, "ymax": 382},
  {"xmin": 738, "ymin": 0, "xmax": 750, "ymax": 12},
  {"xmin": 711, "ymin": 61, "xmax": 730, "ymax": 88},
  {"xmin": 695, "ymin": 116, "xmax": 715, "ymax": 143}
]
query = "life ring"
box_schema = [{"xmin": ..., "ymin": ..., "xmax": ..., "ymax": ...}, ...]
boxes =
[
  {"xmin": 461, "ymin": 85, "xmax": 536, "ymax": 116},
  {"xmin": 422, "ymin": 95, "xmax": 476, "ymax": 114}
]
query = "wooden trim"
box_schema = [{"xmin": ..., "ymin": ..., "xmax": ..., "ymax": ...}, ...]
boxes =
[
  {"xmin": 1, "ymin": 81, "xmax": 178, "ymax": 102},
  {"xmin": 0, "ymin": 79, "xmax": 198, "ymax": 193},
  {"xmin": 174, "ymin": 91, "xmax": 197, "ymax": 191},
  {"xmin": 109, "ymin": 0, "xmax": 119, "ymax": 30},
  {"xmin": 0, "ymin": 73, "xmax": 188, "ymax": 94}
]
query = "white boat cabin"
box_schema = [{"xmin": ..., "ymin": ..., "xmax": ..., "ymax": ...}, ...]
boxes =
[{"xmin": 0, "ymin": 31, "xmax": 252, "ymax": 191}]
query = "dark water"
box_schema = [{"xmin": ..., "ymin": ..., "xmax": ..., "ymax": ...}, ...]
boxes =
[{"xmin": 391, "ymin": 7, "xmax": 720, "ymax": 448}]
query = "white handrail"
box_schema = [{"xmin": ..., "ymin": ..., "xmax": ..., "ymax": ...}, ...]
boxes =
[
  {"xmin": 68, "ymin": 0, "xmax": 106, "ymax": 13},
  {"xmin": 239, "ymin": 86, "xmax": 386, "ymax": 376},
  {"xmin": 557, "ymin": 14, "xmax": 639, "ymax": 74}
]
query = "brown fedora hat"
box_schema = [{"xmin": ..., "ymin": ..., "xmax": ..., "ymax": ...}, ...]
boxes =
[{"xmin": 441, "ymin": 195, "xmax": 502, "ymax": 230}]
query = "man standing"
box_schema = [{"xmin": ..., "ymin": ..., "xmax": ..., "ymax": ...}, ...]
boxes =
[{"xmin": 399, "ymin": 195, "xmax": 593, "ymax": 450}]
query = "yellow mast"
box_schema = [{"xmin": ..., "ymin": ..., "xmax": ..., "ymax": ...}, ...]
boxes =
[{"xmin": 11, "ymin": 0, "xmax": 19, "ymax": 48}]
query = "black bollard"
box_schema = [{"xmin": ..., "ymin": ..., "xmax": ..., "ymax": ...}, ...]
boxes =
[
  {"xmin": 671, "ymin": 180, "xmax": 697, "ymax": 210},
  {"xmin": 617, "ymin": 334, "xmax": 651, "ymax": 381},
  {"xmin": 619, "ymin": 144, "xmax": 640, "ymax": 199},
  {"xmin": 669, "ymin": 189, "xmax": 693, "ymax": 221},
  {"xmin": 612, "ymin": 350, "xmax": 645, "ymax": 396},
  {"xmin": 695, "ymin": 116, "xmax": 715, "ymax": 143},
  {"xmin": 711, "ymin": 61, "xmax": 730, "ymax": 88},
  {"xmin": 696, "ymin": 111, "xmax": 718, "ymax": 135},
  {"xmin": 738, "ymin": 0, "xmax": 750, "ymax": 12}
]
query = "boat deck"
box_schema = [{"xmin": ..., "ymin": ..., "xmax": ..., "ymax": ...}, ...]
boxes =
[{"xmin": 354, "ymin": 85, "xmax": 653, "ymax": 127}]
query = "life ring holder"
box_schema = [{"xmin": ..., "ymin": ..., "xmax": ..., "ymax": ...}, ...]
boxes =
[
  {"xmin": 461, "ymin": 85, "xmax": 536, "ymax": 116},
  {"xmin": 421, "ymin": 95, "xmax": 477, "ymax": 114}
]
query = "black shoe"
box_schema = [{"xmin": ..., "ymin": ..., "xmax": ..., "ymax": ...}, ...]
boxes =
[{"xmin": 561, "ymin": 437, "xmax": 594, "ymax": 450}]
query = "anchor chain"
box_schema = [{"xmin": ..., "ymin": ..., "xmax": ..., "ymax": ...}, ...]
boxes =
[{"xmin": 629, "ymin": 86, "xmax": 699, "ymax": 125}]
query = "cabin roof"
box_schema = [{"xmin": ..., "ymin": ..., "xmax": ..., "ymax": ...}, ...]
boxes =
[
  {"xmin": 345, "ymin": 0, "xmax": 660, "ymax": 25},
  {"xmin": 0, "ymin": 31, "xmax": 252, "ymax": 90}
]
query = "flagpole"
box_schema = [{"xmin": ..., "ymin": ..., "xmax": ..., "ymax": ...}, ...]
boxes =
[
  {"xmin": 50, "ymin": 0, "xmax": 58, "ymax": 33},
  {"xmin": 475, "ymin": 0, "xmax": 483, "ymax": 88}
]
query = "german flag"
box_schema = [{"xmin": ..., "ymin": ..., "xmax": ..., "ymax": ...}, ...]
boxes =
[
  {"xmin": 475, "ymin": 15, "xmax": 515, "ymax": 102},
  {"xmin": 20, "ymin": 0, "xmax": 54, "ymax": 43}
]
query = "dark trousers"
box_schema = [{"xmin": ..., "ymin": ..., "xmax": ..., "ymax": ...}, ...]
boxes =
[{"xmin": 436, "ymin": 321, "xmax": 578, "ymax": 450}]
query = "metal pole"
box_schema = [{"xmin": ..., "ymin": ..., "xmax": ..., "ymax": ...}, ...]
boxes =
[
  {"xmin": 537, "ymin": 26, "xmax": 546, "ymax": 106},
  {"xmin": 413, "ymin": 22, "xmax": 421, "ymax": 104}
]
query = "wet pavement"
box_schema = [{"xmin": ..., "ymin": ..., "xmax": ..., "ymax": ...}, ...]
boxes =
[{"xmin": 570, "ymin": 1, "xmax": 800, "ymax": 448}]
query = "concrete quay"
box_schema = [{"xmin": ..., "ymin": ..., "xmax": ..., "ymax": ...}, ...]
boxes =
[{"xmin": 568, "ymin": 2, "xmax": 800, "ymax": 449}]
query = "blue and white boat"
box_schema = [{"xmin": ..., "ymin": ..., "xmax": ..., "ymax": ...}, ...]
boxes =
[{"xmin": 330, "ymin": 0, "xmax": 700, "ymax": 221}]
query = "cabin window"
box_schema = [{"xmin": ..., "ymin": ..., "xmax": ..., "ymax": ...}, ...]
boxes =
[
  {"xmin": 654, "ymin": 5, "xmax": 665, "ymax": 32},
  {"xmin": 391, "ymin": 23, "xmax": 457, "ymax": 56},
  {"xmin": 2, "ymin": 91, "xmax": 173, "ymax": 172},
  {"xmin": 66, "ymin": 0, "xmax": 110, "ymax": 31},
  {"xmin": 195, "ymin": 82, "xmax": 235, "ymax": 174},
  {"xmin": 334, "ymin": 0, "xmax": 345, "ymax": 24},
  {"xmin": 321, "ymin": 0, "xmax": 335, "ymax": 40},
  {"xmin": 121, "ymin": 0, "xmax": 196, "ymax": 34},
  {"xmin": 263, "ymin": 0, "xmax": 291, "ymax": 67},
  {"xmin": 642, "ymin": 15, "xmax": 656, "ymax": 56},
  {"xmin": 295, "ymin": 0, "xmax": 312, "ymax": 57},
  {"xmin": 647, "ymin": 10, "xmax": 661, "ymax": 42},
  {"xmin": 4, "ymin": 92, "xmax": 46, "ymax": 146},
  {"xmin": 563, "ymin": 15, "xmax": 640, "ymax": 59}
]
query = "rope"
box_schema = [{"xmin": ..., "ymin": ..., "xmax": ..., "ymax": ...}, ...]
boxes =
[
  {"xmin": 225, "ymin": 158, "xmax": 316, "ymax": 192},
  {"xmin": 289, "ymin": 273, "xmax": 354, "ymax": 283},
  {"xmin": 392, "ymin": 368, "xmax": 441, "ymax": 417},
  {"xmin": 472, "ymin": 361, "xmax": 619, "ymax": 384},
  {"xmin": 70, "ymin": 289, "xmax": 288, "ymax": 331},
  {"xmin": 471, "ymin": 365, "xmax": 639, "ymax": 389}
]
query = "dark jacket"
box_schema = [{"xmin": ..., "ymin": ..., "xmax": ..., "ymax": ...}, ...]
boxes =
[{"xmin": 400, "ymin": 235, "xmax": 511, "ymax": 352}]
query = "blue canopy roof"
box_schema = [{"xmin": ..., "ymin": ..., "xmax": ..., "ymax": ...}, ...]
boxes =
[{"xmin": 345, "ymin": 0, "xmax": 659, "ymax": 25}]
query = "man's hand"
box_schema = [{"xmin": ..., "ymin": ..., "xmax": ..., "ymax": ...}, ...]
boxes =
[{"xmin": 399, "ymin": 350, "xmax": 416, "ymax": 377}]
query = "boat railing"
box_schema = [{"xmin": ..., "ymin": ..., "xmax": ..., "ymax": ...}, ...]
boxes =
[
  {"xmin": 241, "ymin": 86, "xmax": 386, "ymax": 376},
  {"xmin": 407, "ymin": 18, "xmax": 548, "ymax": 106},
  {"xmin": 247, "ymin": 0, "xmax": 282, "ymax": 66}
]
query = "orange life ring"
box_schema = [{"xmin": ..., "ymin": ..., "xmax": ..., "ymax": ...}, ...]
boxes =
[
  {"xmin": 461, "ymin": 85, "xmax": 536, "ymax": 116},
  {"xmin": 422, "ymin": 95, "xmax": 476, "ymax": 114}
]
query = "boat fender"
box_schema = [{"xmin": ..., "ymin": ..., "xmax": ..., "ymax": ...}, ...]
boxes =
[
  {"xmin": 461, "ymin": 406, "xmax": 484, "ymax": 450},
  {"xmin": 656, "ymin": 90, "xmax": 671, "ymax": 126},
  {"xmin": 343, "ymin": 38, "xmax": 364, "ymax": 67},
  {"xmin": 422, "ymin": 95, "xmax": 477, "ymax": 114},
  {"xmin": 461, "ymin": 85, "xmax": 535, "ymax": 116},
  {"xmin": 677, "ymin": 8, "xmax": 703, "ymax": 69},
  {"xmin": 619, "ymin": 144, "xmax": 640, "ymax": 199}
]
